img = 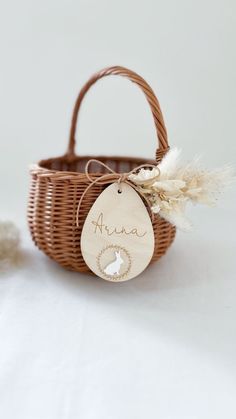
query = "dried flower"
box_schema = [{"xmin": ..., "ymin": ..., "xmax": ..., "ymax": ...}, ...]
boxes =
[
  {"xmin": 0, "ymin": 221, "xmax": 20, "ymax": 270},
  {"xmin": 129, "ymin": 148, "xmax": 235, "ymax": 230}
]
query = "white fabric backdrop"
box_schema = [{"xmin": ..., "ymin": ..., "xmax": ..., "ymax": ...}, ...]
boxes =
[{"xmin": 0, "ymin": 1, "xmax": 236, "ymax": 418}]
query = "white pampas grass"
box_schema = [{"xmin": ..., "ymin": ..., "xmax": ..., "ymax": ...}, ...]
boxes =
[
  {"xmin": 129, "ymin": 148, "xmax": 235, "ymax": 230},
  {"xmin": 0, "ymin": 221, "xmax": 20, "ymax": 270}
]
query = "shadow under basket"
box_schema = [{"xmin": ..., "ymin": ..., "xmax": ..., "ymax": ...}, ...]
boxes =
[{"xmin": 28, "ymin": 66, "xmax": 176, "ymax": 273}]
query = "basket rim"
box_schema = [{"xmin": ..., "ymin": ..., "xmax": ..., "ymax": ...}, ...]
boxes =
[{"xmin": 30, "ymin": 154, "xmax": 156, "ymax": 179}]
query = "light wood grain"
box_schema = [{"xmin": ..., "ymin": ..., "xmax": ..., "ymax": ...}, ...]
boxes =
[{"xmin": 81, "ymin": 183, "xmax": 155, "ymax": 282}]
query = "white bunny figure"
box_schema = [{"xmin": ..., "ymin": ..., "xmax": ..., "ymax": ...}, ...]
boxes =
[{"xmin": 104, "ymin": 250, "xmax": 124, "ymax": 276}]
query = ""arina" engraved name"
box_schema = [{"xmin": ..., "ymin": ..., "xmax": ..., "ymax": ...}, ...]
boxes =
[{"xmin": 92, "ymin": 212, "xmax": 147, "ymax": 238}]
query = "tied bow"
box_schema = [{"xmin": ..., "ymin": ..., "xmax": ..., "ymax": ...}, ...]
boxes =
[{"xmin": 76, "ymin": 159, "xmax": 160, "ymax": 227}]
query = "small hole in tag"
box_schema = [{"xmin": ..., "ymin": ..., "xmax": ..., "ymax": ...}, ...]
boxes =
[{"xmin": 80, "ymin": 183, "xmax": 155, "ymax": 281}]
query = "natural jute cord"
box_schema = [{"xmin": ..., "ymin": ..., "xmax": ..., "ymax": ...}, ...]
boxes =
[
  {"xmin": 28, "ymin": 66, "xmax": 176, "ymax": 272},
  {"xmin": 76, "ymin": 159, "xmax": 161, "ymax": 227}
]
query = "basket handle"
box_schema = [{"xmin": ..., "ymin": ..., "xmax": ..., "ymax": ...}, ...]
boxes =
[{"xmin": 66, "ymin": 66, "xmax": 169, "ymax": 161}]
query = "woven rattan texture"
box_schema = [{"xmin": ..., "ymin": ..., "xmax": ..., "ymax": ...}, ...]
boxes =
[{"xmin": 28, "ymin": 66, "xmax": 176, "ymax": 273}]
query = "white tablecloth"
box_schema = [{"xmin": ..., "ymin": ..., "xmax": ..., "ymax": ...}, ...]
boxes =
[{"xmin": 0, "ymin": 203, "xmax": 235, "ymax": 419}]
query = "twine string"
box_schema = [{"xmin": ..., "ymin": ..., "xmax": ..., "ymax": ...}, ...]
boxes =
[{"xmin": 76, "ymin": 159, "xmax": 160, "ymax": 227}]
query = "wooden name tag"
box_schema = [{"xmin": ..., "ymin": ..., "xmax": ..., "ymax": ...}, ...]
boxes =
[{"xmin": 81, "ymin": 183, "xmax": 155, "ymax": 282}]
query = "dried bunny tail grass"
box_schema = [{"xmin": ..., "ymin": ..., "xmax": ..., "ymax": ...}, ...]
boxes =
[
  {"xmin": 180, "ymin": 164, "xmax": 235, "ymax": 206},
  {"xmin": 132, "ymin": 147, "xmax": 235, "ymax": 231},
  {"xmin": 203, "ymin": 165, "xmax": 235, "ymax": 191},
  {"xmin": 157, "ymin": 147, "xmax": 182, "ymax": 178},
  {"xmin": 204, "ymin": 165, "xmax": 235, "ymax": 204},
  {"xmin": 0, "ymin": 221, "xmax": 20, "ymax": 271},
  {"xmin": 159, "ymin": 210, "xmax": 193, "ymax": 232}
]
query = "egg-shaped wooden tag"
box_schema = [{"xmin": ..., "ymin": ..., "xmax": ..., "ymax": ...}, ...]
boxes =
[{"xmin": 80, "ymin": 182, "xmax": 155, "ymax": 282}]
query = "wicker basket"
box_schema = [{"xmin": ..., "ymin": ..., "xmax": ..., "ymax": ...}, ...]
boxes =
[{"xmin": 28, "ymin": 66, "xmax": 176, "ymax": 272}]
